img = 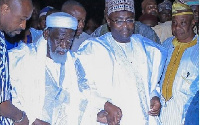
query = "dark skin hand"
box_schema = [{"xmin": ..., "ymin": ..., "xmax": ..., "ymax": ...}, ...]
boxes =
[
  {"xmin": 0, "ymin": 100, "xmax": 29, "ymax": 125},
  {"xmin": 149, "ymin": 96, "xmax": 161, "ymax": 116},
  {"xmin": 104, "ymin": 102, "xmax": 122, "ymax": 125},
  {"xmin": 98, "ymin": 97, "xmax": 160, "ymax": 124},
  {"xmin": 97, "ymin": 110, "xmax": 108, "ymax": 124},
  {"xmin": 14, "ymin": 113, "xmax": 29, "ymax": 125}
]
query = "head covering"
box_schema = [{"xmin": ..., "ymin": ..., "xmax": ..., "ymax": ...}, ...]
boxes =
[
  {"xmin": 141, "ymin": 0, "xmax": 157, "ymax": 10},
  {"xmin": 158, "ymin": 0, "xmax": 172, "ymax": 12},
  {"xmin": 46, "ymin": 12, "xmax": 78, "ymax": 30},
  {"xmin": 107, "ymin": 0, "xmax": 135, "ymax": 15},
  {"xmin": 172, "ymin": 1, "xmax": 193, "ymax": 16},
  {"xmin": 39, "ymin": 6, "xmax": 54, "ymax": 17}
]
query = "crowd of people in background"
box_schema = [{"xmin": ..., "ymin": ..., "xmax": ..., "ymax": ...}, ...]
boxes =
[{"xmin": 0, "ymin": 0, "xmax": 199, "ymax": 124}]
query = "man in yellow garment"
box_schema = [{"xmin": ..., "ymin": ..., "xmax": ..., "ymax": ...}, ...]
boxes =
[{"xmin": 159, "ymin": 1, "xmax": 199, "ymax": 125}]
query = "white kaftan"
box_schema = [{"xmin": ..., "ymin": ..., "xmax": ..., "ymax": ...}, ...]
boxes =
[{"xmin": 78, "ymin": 32, "xmax": 167, "ymax": 125}]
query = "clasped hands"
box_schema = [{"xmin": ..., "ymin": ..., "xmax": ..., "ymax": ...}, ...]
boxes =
[
  {"xmin": 97, "ymin": 101, "xmax": 122, "ymax": 125},
  {"xmin": 97, "ymin": 96, "xmax": 161, "ymax": 125}
]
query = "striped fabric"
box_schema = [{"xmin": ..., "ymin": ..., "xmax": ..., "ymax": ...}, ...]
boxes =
[{"xmin": 0, "ymin": 31, "xmax": 13, "ymax": 124}]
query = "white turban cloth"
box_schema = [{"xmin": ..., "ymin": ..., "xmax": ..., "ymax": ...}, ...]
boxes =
[{"xmin": 46, "ymin": 12, "xmax": 78, "ymax": 30}]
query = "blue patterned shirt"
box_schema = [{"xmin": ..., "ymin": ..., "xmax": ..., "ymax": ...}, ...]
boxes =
[{"xmin": 0, "ymin": 31, "xmax": 13, "ymax": 124}]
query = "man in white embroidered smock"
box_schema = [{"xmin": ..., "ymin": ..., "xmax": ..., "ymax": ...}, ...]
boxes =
[
  {"xmin": 8, "ymin": 12, "xmax": 90, "ymax": 124},
  {"xmin": 77, "ymin": 0, "xmax": 167, "ymax": 124},
  {"xmin": 159, "ymin": 1, "xmax": 199, "ymax": 125}
]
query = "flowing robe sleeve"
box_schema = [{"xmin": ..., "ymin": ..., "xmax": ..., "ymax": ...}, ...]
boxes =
[
  {"xmin": 77, "ymin": 37, "xmax": 114, "ymax": 124},
  {"xmin": 8, "ymin": 38, "xmax": 46, "ymax": 124}
]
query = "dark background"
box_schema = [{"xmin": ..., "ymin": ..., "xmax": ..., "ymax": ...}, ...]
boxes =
[
  {"xmin": 6, "ymin": 0, "xmax": 176, "ymax": 43},
  {"xmin": 39, "ymin": 0, "xmax": 175, "ymax": 22}
]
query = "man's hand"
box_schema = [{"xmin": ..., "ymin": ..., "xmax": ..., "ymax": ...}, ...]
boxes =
[
  {"xmin": 0, "ymin": 100, "xmax": 29, "ymax": 125},
  {"xmin": 104, "ymin": 102, "xmax": 122, "ymax": 125},
  {"xmin": 97, "ymin": 110, "xmax": 108, "ymax": 124},
  {"xmin": 149, "ymin": 96, "xmax": 161, "ymax": 116},
  {"xmin": 32, "ymin": 119, "xmax": 50, "ymax": 125},
  {"xmin": 14, "ymin": 112, "xmax": 29, "ymax": 125}
]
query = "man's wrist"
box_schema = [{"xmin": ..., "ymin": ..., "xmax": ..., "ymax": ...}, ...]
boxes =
[{"xmin": 13, "ymin": 111, "xmax": 26, "ymax": 123}]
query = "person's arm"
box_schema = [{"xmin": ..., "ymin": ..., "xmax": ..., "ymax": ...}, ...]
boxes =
[
  {"xmin": 142, "ymin": 37, "xmax": 167, "ymax": 117},
  {"xmin": 0, "ymin": 40, "xmax": 29, "ymax": 124},
  {"xmin": 0, "ymin": 100, "xmax": 29, "ymax": 124},
  {"xmin": 76, "ymin": 40, "xmax": 122, "ymax": 124}
]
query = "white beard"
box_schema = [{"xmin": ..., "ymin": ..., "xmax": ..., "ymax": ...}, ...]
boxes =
[{"xmin": 48, "ymin": 39, "xmax": 68, "ymax": 64}]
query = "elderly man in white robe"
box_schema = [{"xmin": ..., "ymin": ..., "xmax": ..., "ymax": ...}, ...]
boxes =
[
  {"xmin": 8, "ymin": 12, "xmax": 89, "ymax": 124},
  {"xmin": 78, "ymin": 0, "xmax": 167, "ymax": 125}
]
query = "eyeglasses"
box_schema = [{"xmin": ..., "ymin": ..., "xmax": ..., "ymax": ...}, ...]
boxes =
[
  {"xmin": 109, "ymin": 18, "xmax": 135, "ymax": 25},
  {"xmin": 55, "ymin": 39, "xmax": 73, "ymax": 46}
]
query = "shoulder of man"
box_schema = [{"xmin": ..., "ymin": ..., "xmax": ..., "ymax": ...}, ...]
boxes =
[
  {"xmin": 77, "ymin": 32, "xmax": 111, "ymax": 55},
  {"xmin": 132, "ymin": 34, "xmax": 167, "ymax": 55},
  {"xmin": 8, "ymin": 42, "xmax": 31, "ymax": 58},
  {"xmin": 135, "ymin": 21, "xmax": 161, "ymax": 44}
]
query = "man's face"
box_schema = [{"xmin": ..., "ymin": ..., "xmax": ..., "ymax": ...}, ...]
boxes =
[
  {"xmin": 159, "ymin": 9, "xmax": 172, "ymax": 23},
  {"xmin": 144, "ymin": 2, "xmax": 158, "ymax": 16},
  {"xmin": 107, "ymin": 11, "xmax": 135, "ymax": 43},
  {"xmin": 1, "ymin": 0, "xmax": 33, "ymax": 37},
  {"xmin": 31, "ymin": 3, "xmax": 40, "ymax": 20},
  {"xmin": 172, "ymin": 14, "xmax": 195, "ymax": 42},
  {"xmin": 190, "ymin": 5, "xmax": 199, "ymax": 23},
  {"xmin": 63, "ymin": 5, "xmax": 86, "ymax": 37},
  {"xmin": 45, "ymin": 28, "xmax": 75, "ymax": 64},
  {"xmin": 38, "ymin": 15, "xmax": 46, "ymax": 30}
]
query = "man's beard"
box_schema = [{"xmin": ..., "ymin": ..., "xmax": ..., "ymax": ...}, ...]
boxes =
[
  {"xmin": 48, "ymin": 41, "xmax": 68, "ymax": 64},
  {"xmin": 49, "ymin": 50, "xmax": 67, "ymax": 64}
]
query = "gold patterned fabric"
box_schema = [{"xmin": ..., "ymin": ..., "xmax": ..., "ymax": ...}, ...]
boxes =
[
  {"xmin": 172, "ymin": 1, "xmax": 193, "ymax": 16},
  {"xmin": 162, "ymin": 37, "xmax": 197, "ymax": 101}
]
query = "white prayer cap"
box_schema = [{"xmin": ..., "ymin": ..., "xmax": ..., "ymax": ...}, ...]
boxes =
[
  {"xmin": 107, "ymin": 0, "xmax": 135, "ymax": 15},
  {"xmin": 46, "ymin": 12, "xmax": 78, "ymax": 30}
]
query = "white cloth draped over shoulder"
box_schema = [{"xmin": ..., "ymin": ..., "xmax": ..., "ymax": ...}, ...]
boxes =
[
  {"xmin": 77, "ymin": 32, "xmax": 167, "ymax": 125},
  {"xmin": 8, "ymin": 36, "xmax": 89, "ymax": 124},
  {"xmin": 71, "ymin": 32, "xmax": 91, "ymax": 52},
  {"xmin": 8, "ymin": 38, "xmax": 46, "ymax": 124}
]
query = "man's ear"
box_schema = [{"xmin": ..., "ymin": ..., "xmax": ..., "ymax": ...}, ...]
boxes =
[
  {"xmin": 106, "ymin": 16, "xmax": 111, "ymax": 27},
  {"xmin": 0, "ymin": 3, "xmax": 10, "ymax": 15},
  {"xmin": 191, "ymin": 18, "xmax": 196, "ymax": 28},
  {"xmin": 43, "ymin": 29, "xmax": 49, "ymax": 40},
  {"xmin": 142, "ymin": 9, "xmax": 145, "ymax": 14}
]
